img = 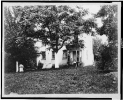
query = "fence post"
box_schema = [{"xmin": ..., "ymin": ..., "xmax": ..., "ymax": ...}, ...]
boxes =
[{"xmin": 16, "ymin": 61, "xmax": 18, "ymax": 72}]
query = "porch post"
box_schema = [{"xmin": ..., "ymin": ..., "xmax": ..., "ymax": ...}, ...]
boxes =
[
  {"xmin": 76, "ymin": 50, "xmax": 78, "ymax": 67},
  {"xmin": 76, "ymin": 50, "xmax": 77, "ymax": 62},
  {"xmin": 80, "ymin": 50, "xmax": 81, "ymax": 62}
]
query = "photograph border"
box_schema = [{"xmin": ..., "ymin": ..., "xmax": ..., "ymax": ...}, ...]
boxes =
[{"xmin": 1, "ymin": 1, "xmax": 121, "ymax": 99}]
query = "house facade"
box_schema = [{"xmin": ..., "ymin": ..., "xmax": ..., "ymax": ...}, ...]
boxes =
[
  {"xmin": 68, "ymin": 33, "xmax": 94, "ymax": 66},
  {"xmin": 35, "ymin": 33, "xmax": 94, "ymax": 69},
  {"xmin": 35, "ymin": 43, "xmax": 68, "ymax": 69}
]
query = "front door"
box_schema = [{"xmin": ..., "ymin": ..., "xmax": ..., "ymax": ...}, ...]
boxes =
[
  {"xmin": 73, "ymin": 51, "xmax": 79, "ymax": 62},
  {"xmin": 73, "ymin": 51, "xmax": 76, "ymax": 62}
]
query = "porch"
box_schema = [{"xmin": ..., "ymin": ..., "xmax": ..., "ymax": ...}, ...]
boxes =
[{"xmin": 67, "ymin": 47, "xmax": 82, "ymax": 66}]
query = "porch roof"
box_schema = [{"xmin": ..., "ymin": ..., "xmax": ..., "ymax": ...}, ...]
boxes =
[{"xmin": 66, "ymin": 44, "xmax": 82, "ymax": 51}]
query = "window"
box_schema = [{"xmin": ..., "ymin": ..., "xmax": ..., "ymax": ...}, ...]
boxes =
[
  {"xmin": 63, "ymin": 50, "xmax": 67, "ymax": 59},
  {"xmin": 52, "ymin": 51, "xmax": 55, "ymax": 60},
  {"xmin": 42, "ymin": 52, "xmax": 46, "ymax": 60}
]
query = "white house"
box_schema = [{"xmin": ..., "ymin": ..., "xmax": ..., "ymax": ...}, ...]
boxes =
[{"xmin": 35, "ymin": 33, "xmax": 95, "ymax": 69}]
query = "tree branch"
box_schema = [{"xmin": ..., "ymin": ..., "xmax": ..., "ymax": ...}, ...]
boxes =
[
  {"xmin": 58, "ymin": 38, "xmax": 67, "ymax": 50},
  {"xmin": 47, "ymin": 25, "xmax": 52, "ymax": 37}
]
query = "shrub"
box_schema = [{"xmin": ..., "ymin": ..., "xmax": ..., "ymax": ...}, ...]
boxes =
[
  {"xmin": 4, "ymin": 53, "xmax": 16, "ymax": 73},
  {"xmin": 96, "ymin": 44, "xmax": 118, "ymax": 71},
  {"xmin": 37, "ymin": 62, "xmax": 43, "ymax": 69}
]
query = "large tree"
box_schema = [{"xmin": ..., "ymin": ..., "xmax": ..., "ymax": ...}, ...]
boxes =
[
  {"xmin": 14, "ymin": 5, "xmax": 91, "ymax": 68},
  {"xmin": 95, "ymin": 5, "xmax": 118, "ymax": 70},
  {"xmin": 5, "ymin": 5, "xmax": 97, "ymax": 69},
  {"xmin": 4, "ymin": 6, "xmax": 37, "ymax": 72}
]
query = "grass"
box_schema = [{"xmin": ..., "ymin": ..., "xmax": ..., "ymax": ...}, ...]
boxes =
[{"xmin": 4, "ymin": 66, "xmax": 118, "ymax": 94}]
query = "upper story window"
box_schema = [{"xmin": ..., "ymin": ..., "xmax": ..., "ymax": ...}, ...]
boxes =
[
  {"xmin": 63, "ymin": 50, "xmax": 67, "ymax": 59},
  {"xmin": 42, "ymin": 51, "xmax": 46, "ymax": 60}
]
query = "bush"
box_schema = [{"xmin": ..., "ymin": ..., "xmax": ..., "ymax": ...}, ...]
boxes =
[
  {"xmin": 5, "ymin": 52, "xmax": 37, "ymax": 72},
  {"xmin": 96, "ymin": 44, "xmax": 118, "ymax": 71},
  {"xmin": 4, "ymin": 53, "xmax": 16, "ymax": 73},
  {"xmin": 37, "ymin": 62, "xmax": 43, "ymax": 69}
]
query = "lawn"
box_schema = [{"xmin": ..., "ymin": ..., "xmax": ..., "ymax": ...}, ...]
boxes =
[{"xmin": 4, "ymin": 66, "xmax": 118, "ymax": 94}]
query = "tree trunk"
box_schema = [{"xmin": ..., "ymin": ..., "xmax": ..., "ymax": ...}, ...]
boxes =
[
  {"xmin": 55, "ymin": 36, "xmax": 59, "ymax": 68},
  {"xmin": 55, "ymin": 52, "xmax": 59, "ymax": 68}
]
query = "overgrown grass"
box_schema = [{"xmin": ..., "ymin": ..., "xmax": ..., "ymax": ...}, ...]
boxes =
[{"xmin": 4, "ymin": 66, "xmax": 118, "ymax": 94}]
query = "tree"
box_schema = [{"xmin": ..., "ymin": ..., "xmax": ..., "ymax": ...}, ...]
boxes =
[
  {"xmin": 6, "ymin": 5, "xmax": 97, "ymax": 69},
  {"xmin": 95, "ymin": 5, "xmax": 118, "ymax": 70},
  {"xmin": 14, "ymin": 5, "xmax": 91, "ymax": 68},
  {"xmin": 4, "ymin": 6, "xmax": 37, "ymax": 72},
  {"xmin": 93, "ymin": 36, "xmax": 103, "ymax": 60}
]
